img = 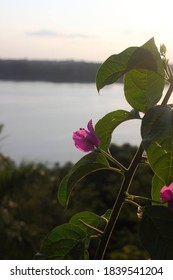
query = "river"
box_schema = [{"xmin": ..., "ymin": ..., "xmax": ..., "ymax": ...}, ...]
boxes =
[{"xmin": 0, "ymin": 81, "xmax": 143, "ymax": 165}]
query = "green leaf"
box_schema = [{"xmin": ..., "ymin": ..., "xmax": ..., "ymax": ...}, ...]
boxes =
[
  {"xmin": 141, "ymin": 105, "xmax": 173, "ymax": 185},
  {"xmin": 95, "ymin": 109, "xmax": 141, "ymax": 151},
  {"xmin": 58, "ymin": 151, "xmax": 110, "ymax": 206},
  {"xmin": 96, "ymin": 37, "xmax": 164, "ymax": 92},
  {"xmin": 124, "ymin": 69, "xmax": 164, "ymax": 112},
  {"xmin": 96, "ymin": 47, "xmax": 136, "ymax": 91},
  {"xmin": 139, "ymin": 206, "xmax": 173, "ymax": 259},
  {"xmin": 101, "ymin": 209, "xmax": 112, "ymax": 221},
  {"xmin": 152, "ymin": 175, "xmax": 166, "ymax": 206},
  {"xmin": 127, "ymin": 37, "xmax": 164, "ymax": 78},
  {"xmin": 127, "ymin": 46, "xmax": 157, "ymax": 70},
  {"xmin": 70, "ymin": 211, "xmax": 107, "ymax": 234},
  {"xmin": 124, "ymin": 38, "xmax": 165, "ymax": 112},
  {"xmin": 40, "ymin": 223, "xmax": 89, "ymax": 260}
]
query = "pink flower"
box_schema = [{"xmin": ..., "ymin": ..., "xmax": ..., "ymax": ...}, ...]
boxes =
[
  {"xmin": 160, "ymin": 182, "xmax": 173, "ymax": 211},
  {"xmin": 72, "ymin": 120, "xmax": 100, "ymax": 152}
]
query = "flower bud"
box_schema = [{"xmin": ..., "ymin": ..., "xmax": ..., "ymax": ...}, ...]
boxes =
[{"xmin": 160, "ymin": 43, "xmax": 167, "ymax": 54}]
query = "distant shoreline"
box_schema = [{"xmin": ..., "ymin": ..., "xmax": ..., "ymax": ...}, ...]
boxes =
[
  {"xmin": 0, "ymin": 59, "xmax": 123, "ymax": 83},
  {"xmin": 0, "ymin": 59, "xmax": 100, "ymax": 83}
]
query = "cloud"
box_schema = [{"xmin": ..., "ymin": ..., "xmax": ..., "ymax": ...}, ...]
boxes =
[
  {"xmin": 26, "ymin": 29, "xmax": 60, "ymax": 37},
  {"xmin": 25, "ymin": 29, "xmax": 96, "ymax": 39}
]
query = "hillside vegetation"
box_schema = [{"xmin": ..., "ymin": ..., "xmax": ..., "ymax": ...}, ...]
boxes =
[{"xmin": 0, "ymin": 144, "xmax": 152, "ymax": 259}]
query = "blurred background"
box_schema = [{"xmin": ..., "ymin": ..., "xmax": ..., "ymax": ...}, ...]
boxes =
[{"xmin": 1, "ymin": 0, "xmax": 173, "ymax": 61}]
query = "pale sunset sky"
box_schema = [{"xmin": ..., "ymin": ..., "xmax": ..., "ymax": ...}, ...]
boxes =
[{"xmin": 1, "ymin": 0, "xmax": 173, "ymax": 62}]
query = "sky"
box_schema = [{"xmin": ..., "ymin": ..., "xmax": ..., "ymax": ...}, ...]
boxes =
[{"xmin": 1, "ymin": 0, "xmax": 173, "ymax": 63}]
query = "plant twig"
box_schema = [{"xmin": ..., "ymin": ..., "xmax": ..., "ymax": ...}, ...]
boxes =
[
  {"xmin": 162, "ymin": 82, "xmax": 173, "ymax": 105},
  {"xmin": 99, "ymin": 148, "xmax": 127, "ymax": 172},
  {"xmin": 79, "ymin": 219, "xmax": 104, "ymax": 235},
  {"xmin": 95, "ymin": 143, "xmax": 144, "ymax": 259}
]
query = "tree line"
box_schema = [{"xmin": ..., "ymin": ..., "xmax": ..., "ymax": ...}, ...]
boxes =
[
  {"xmin": 0, "ymin": 59, "xmax": 172, "ymax": 84},
  {"xmin": 0, "ymin": 59, "xmax": 102, "ymax": 83}
]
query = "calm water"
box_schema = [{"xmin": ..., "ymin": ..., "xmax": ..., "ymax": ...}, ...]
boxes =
[{"xmin": 0, "ymin": 81, "xmax": 142, "ymax": 165}]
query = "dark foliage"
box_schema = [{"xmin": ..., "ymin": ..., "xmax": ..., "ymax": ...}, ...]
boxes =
[{"xmin": 0, "ymin": 144, "xmax": 152, "ymax": 259}]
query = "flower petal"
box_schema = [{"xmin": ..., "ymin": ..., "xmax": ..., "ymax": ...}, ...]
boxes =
[
  {"xmin": 86, "ymin": 132, "xmax": 100, "ymax": 147},
  {"xmin": 87, "ymin": 119, "xmax": 95, "ymax": 133},
  {"xmin": 160, "ymin": 186, "xmax": 173, "ymax": 202},
  {"xmin": 73, "ymin": 130, "xmax": 88, "ymax": 140},
  {"xmin": 74, "ymin": 139, "xmax": 95, "ymax": 152}
]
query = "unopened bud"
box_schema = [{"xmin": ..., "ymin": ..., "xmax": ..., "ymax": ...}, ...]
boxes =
[
  {"xmin": 160, "ymin": 43, "xmax": 167, "ymax": 54},
  {"xmin": 137, "ymin": 206, "xmax": 143, "ymax": 220}
]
